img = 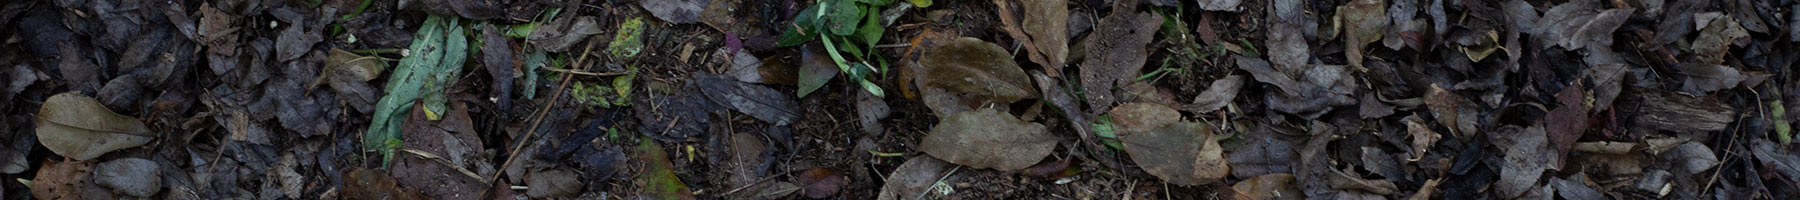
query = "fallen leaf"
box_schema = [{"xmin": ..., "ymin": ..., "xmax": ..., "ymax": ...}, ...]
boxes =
[
  {"xmin": 1109, "ymin": 102, "xmax": 1181, "ymax": 134},
  {"xmin": 1232, "ymin": 173, "xmax": 1304, "ymax": 200},
  {"xmin": 994, "ymin": 0, "xmax": 1069, "ymax": 76},
  {"xmin": 857, "ymin": 89, "xmax": 891, "ymax": 135},
  {"xmin": 1674, "ymin": 63, "xmax": 1747, "ymax": 95},
  {"xmin": 1185, "ymin": 75, "xmax": 1244, "ymax": 113},
  {"xmin": 1423, "ymin": 84, "xmax": 1464, "ymax": 136},
  {"xmin": 918, "ymin": 37, "xmax": 1039, "ymax": 117},
  {"xmin": 30, "ymin": 160, "xmax": 92, "ymax": 200},
  {"xmin": 274, "ymin": 21, "xmax": 322, "ymax": 62},
  {"xmin": 1327, "ymin": 168, "xmax": 1397, "ymax": 195},
  {"xmin": 94, "ymin": 158, "xmax": 161, "ymax": 197},
  {"xmin": 392, "ymin": 103, "xmax": 489, "ymax": 200},
  {"xmin": 526, "ymin": 15, "xmax": 603, "ymax": 52},
  {"xmin": 797, "ymin": 45, "xmax": 839, "ymax": 98},
  {"xmin": 1080, "ymin": 0, "xmax": 1163, "ymax": 113},
  {"xmin": 481, "ymin": 24, "xmax": 516, "ymax": 114},
  {"xmin": 1235, "ymin": 56, "xmax": 1356, "ymax": 118},
  {"xmin": 1228, "ymin": 125, "xmax": 1302, "ymax": 178},
  {"xmin": 637, "ymin": 138, "xmax": 697, "ymax": 200},
  {"xmin": 1692, "ymin": 15, "xmax": 1748, "ymax": 64},
  {"xmin": 698, "ymin": 74, "xmax": 801, "ymax": 125},
  {"xmin": 1492, "ymin": 125, "xmax": 1550, "ymax": 199},
  {"xmin": 1335, "ymin": 0, "xmax": 1386, "ymax": 67},
  {"xmin": 36, "ymin": 92, "xmax": 154, "ymax": 160},
  {"xmin": 635, "ymin": 85, "xmax": 714, "ymax": 142},
  {"xmin": 1031, "ymin": 71, "xmax": 1095, "ymax": 147},
  {"xmin": 526, "ymin": 168, "xmax": 583, "ymax": 198},
  {"xmin": 0, "ymin": 119, "xmax": 33, "ymax": 174},
  {"xmin": 1407, "ymin": 179, "xmax": 1442, "ymax": 200},
  {"xmin": 608, "ymin": 17, "xmax": 649, "ymax": 58},
  {"xmin": 725, "ymin": 49, "xmax": 794, "ymax": 85},
  {"xmin": 1198, "ymin": 0, "xmax": 1242, "ymax": 11},
  {"xmin": 1535, "ymin": 1, "xmax": 1633, "ymax": 50},
  {"xmin": 919, "ymin": 108, "xmax": 1056, "ymax": 170},
  {"xmin": 1545, "ymin": 84, "xmax": 1587, "ymax": 169},
  {"xmin": 1661, "ymin": 142, "xmax": 1719, "ymax": 173},
  {"xmin": 397, "ymin": 0, "xmax": 504, "ymax": 19},
  {"xmin": 877, "ymin": 156, "xmax": 957, "ymax": 200},
  {"xmin": 643, "ymin": 0, "xmax": 709, "ymax": 24},
  {"xmin": 1121, "ymin": 122, "xmax": 1229, "ymax": 185},
  {"xmin": 797, "ymin": 167, "xmax": 847, "ymax": 199},
  {"xmin": 369, "ymin": 16, "xmax": 470, "ymax": 163},
  {"xmin": 319, "ymin": 49, "xmax": 385, "ymax": 113},
  {"xmin": 1550, "ymin": 177, "xmax": 1604, "ymax": 200},
  {"xmin": 1402, "ymin": 115, "xmax": 1441, "ymax": 161}
]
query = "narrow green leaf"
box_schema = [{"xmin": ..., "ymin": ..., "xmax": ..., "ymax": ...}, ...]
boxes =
[
  {"xmin": 825, "ymin": 0, "xmax": 864, "ymax": 36},
  {"xmin": 909, "ymin": 0, "xmax": 932, "ymax": 8}
]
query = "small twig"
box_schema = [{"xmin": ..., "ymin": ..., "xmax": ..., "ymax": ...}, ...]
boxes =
[
  {"xmin": 542, "ymin": 66, "xmax": 631, "ymax": 76},
  {"xmin": 720, "ymin": 170, "xmax": 798, "ymax": 196},
  {"xmin": 398, "ymin": 148, "xmax": 487, "ymax": 182},
  {"xmin": 479, "ymin": 37, "xmax": 602, "ymax": 199}
]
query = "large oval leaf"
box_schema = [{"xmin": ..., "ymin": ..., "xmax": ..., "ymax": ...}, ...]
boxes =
[
  {"xmin": 919, "ymin": 108, "xmax": 1054, "ymax": 170},
  {"xmin": 36, "ymin": 92, "xmax": 153, "ymax": 160},
  {"xmin": 1121, "ymin": 122, "xmax": 1228, "ymax": 186}
]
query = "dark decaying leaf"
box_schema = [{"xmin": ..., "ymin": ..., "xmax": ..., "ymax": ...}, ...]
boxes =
[
  {"xmin": 1551, "ymin": 177, "xmax": 1605, "ymax": 200},
  {"xmin": 1198, "ymin": 0, "xmax": 1242, "ymax": 11},
  {"xmin": 392, "ymin": 103, "xmax": 489, "ymax": 200},
  {"xmin": 1674, "ymin": 63, "xmax": 1748, "ymax": 96},
  {"xmin": 320, "ymin": 49, "xmax": 385, "ymax": 113},
  {"xmin": 797, "ymin": 167, "xmax": 847, "ymax": 199},
  {"xmin": 1545, "ymin": 84, "xmax": 1587, "ymax": 169},
  {"xmin": 1336, "ymin": 0, "xmax": 1385, "ymax": 67},
  {"xmin": 1619, "ymin": 87, "xmax": 1735, "ymax": 132},
  {"xmin": 994, "ymin": 0, "xmax": 1069, "ymax": 76},
  {"xmin": 918, "ymin": 37, "xmax": 1038, "ymax": 117},
  {"xmin": 1032, "ymin": 71, "xmax": 1094, "ymax": 144},
  {"xmin": 1235, "ymin": 56, "xmax": 1356, "ymax": 118},
  {"xmin": 1122, "ymin": 122, "xmax": 1229, "ymax": 185},
  {"xmin": 1491, "ymin": 125, "xmax": 1550, "ymax": 199},
  {"xmin": 1232, "ymin": 173, "xmax": 1304, "ymax": 200},
  {"xmin": 636, "ymin": 85, "xmax": 714, "ymax": 142},
  {"xmin": 1403, "ymin": 115, "xmax": 1441, "ymax": 161},
  {"xmin": 1185, "ymin": 75, "xmax": 1244, "ymax": 113},
  {"xmin": 698, "ymin": 74, "xmax": 801, "ymax": 125},
  {"xmin": 1228, "ymin": 125, "xmax": 1302, "ymax": 178},
  {"xmin": 644, "ymin": 0, "xmax": 710, "ymax": 24},
  {"xmin": 725, "ymin": 49, "xmax": 795, "ymax": 85},
  {"xmin": 398, "ymin": 0, "xmax": 504, "ymax": 19},
  {"xmin": 1109, "ymin": 102, "xmax": 1181, "ymax": 134},
  {"xmin": 526, "ymin": 168, "xmax": 582, "ymax": 198},
  {"xmin": 1080, "ymin": 0, "xmax": 1163, "ymax": 113},
  {"xmin": 527, "ymin": 16, "xmax": 603, "ymax": 52},
  {"xmin": 482, "ymin": 24, "xmax": 516, "ymax": 114},
  {"xmin": 1692, "ymin": 15, "xmax": 1749, "ymax": 64},
  {"xmin": 36, "ymin": 92, "xmax": 154, "ymax": 160},
  {"xmin": 919, "ymin": 108, "xmax": 1056, "ymax": 170},
  {"xmin": 94, "ymin": 158, "xmax": 161, "ymax": 197},
  {"xmin": 877, "ymin": 156, "xmax": 957, "ymax": 200},
  {"xmin": 857, "ymin": 88, "xmax": 890, "ymax": 135},
  {"xmin": 0, "ymin": 118, "xmax": 32, "ymax": 174},
  {"xmin": 1534, "ymin": 1, "xmax": 1632, "ymax": 50},
  {"xmin": 797, "ymin": 45, "xmax": 838, "ymax": 98}
]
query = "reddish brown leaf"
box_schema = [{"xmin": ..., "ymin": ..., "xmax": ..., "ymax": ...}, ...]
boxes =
[
  {"xmin": 797, "ymin": 167, "xmax": 846, "ymax": 199},
  {"xmin": 1545, "ymin": 83, "xmax": 1588, "ymax": 169}
]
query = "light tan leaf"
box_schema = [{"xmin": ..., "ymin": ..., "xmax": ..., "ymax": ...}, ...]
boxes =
[
  {"xmin": 919, "ymin": 108, "xmax": 1055, "ymax": 170},
  {"xmin": 36, "ymin": 92, "xmax": 154, "ymax": 160}
]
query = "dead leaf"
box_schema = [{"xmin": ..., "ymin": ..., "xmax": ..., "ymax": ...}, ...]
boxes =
[
  {"xmin": 643, "ymin": 0, "xmax": 709, "ymax": 24},
  {"xmin": 1109, "ymin": 102, "xmax": 1181, "ymax": 134},
  {"xmin": 397, "ymin": 0, "xmax": 504, "ymax": 19},
  {"xmin": 1198, "ymin": 0, "xmax": 1242, "ymax": 11},
  {"xmin": 1545, "ymin": 84, "xmax": 1587, "ymax": 169},
  {"xmin": 797, "ymin": 167, "xmax": 847, "ymax": 199},
  {"xmin": 1660, "ymin": 142, "xmax": 1718, "ymax": 173},
  {"xmin": 698, "ymin": 74, "xmax": 801, "ymax": 125},
  {"xmin": 1423, "ymin": 84, "xmax": 1464, "ymax": 136},
  {"xmin": 1080, "ymin": 0, "xmax": 1163, "ymax": 113},
  {"xmin": 1692, "ymin": 15, "xmax": 1748, "ymax": 64},
  {"xmin": 392, "ymin": 103, "xmax": 489, "ymax": 200},
  {"xmin": 526, "ymin": 168, "xmax": 583, "ymax": 198},
  {"xmin": 1335, "ymin": 0, "xmax": 1386, "ymax": 67},
  {"xmin": 1407, "ymin": 179, "xmax": 1442, "ymax": 200},
  {"xmin": 919, "ymin": 108, "xmax": 1056, "ymax": 170},
  {"xmin": 36, "ymin": 92, "xmax": 154, "ymax": 160},
  {"xmin": 1185, "ymin": 75, "xmax": 1244, "ymax": 113},
  {"xmin": 527, "ymin": 16, "xmax": 603, "ymax": 52},
  {"xmin": 1535, "ymin": 1, "xmax": 1633, "ymax": 50},
  {"xmin": 1675, "ymin": 63, "xmax": 1747, "ymax": 95},
  {"xmin": 1327, "ymin": 168, "xmax": 1397, "ymax": 195},
  {"xmin": 1232, "ymin": 173, "xmax": 1304, "ymax": 200},
  {"xmin": 1492, "ymin": 125, "xmax": 1549, "ymax": 198},
  {"xmin": 877, "ymin": 156, "xmax": 958, "ymax": 200},
  {"xmin": 93, "ymin": 158, "xmax": 161, "ymax": 197},
  {"xmin": 1121, "ymin": 122, "xmax": 1229, "ymax": 185},
  {"xmin": 635, "ymin": 85, "xmax": 714, "ymax": 142},
  {"xmin": 1402, "ymin": 115, "xmax": 1440, "ymax": 161},
  {"xmin": 637, "ymin": 138, "xmax": 698, "ymax": 200},
  {"xmin": 1550, "ymin": 177, "xmax": 1604, "ymax": 200},
  {"xmin": 725, "ymin": 49, "xmax": 793, "ymax": 85},
  {"xmin": 994, "ymin": 0, "xmax": 1069, "ymax": 76},
  {"xmin": 30, "ymin": 159, "xmax": 92, "ymax": 200},
  {"xmin": 1235, "ymin": 56, "xmax": 1356, "ymax": 118},
  {"xmin": 797, "ymin": 45, "xmax": 839, "ymax": 98},
  {"xmin": 918, "ymin": 37, "xmax": 1039, "ymax": 117},
  {"xmin": 857, "ymin": 89, "xmax": 891, "ymax": 135},
  {"xmin": 481, "ymin": 24, "xmax": 516, "ymax": 114}
]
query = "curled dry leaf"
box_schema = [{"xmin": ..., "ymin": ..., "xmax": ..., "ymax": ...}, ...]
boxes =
[
  {"xmin": 994, "ymin": 0, "xmax": 1069, "ymax": 76},
  {"xmin": 36, "ymin": 92, "xmax": 154, "ymax": 160},
  {"xmin": 1121, "ymin": 122, "xmax": 1229, "ymax": 186},
  {"xmin": 1335, "ymin": 0, "xmax": 1386, "ymax": 67},
  {"xmin": 1403, "ymin": 115, "xmax": 1441, "ymax": 161},
  {"xmin": 919, "ymin": 108, "xmax": 1055, "ymax": 170},
  {"xmin": 1185, "ymin": 75, "xmax": 1245, "ymax": 113}
]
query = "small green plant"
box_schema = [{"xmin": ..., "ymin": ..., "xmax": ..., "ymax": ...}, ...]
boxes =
[{"xmin": 778, "ymin": 0, "xmax": 895, "ymax": 97}]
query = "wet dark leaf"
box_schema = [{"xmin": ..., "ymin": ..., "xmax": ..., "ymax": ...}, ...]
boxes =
[
  {"xmin": 857, "ymin": 88, "xmax": 890, "ymax": 135},
  {"xmin": 482, "ymin": 24, "xmax": 516, "ymax": 114},
  {"xmin": 635, "ymin": 85, "xmax": 714, "ymax": 142},
  {"xmin": 698, "ymin": 74, "xmax": 801, "ymax": 125},
  {"xmin": 1491, "ymin": 125, "xmax": 1549, "ymax": 198},
  {"xmin": 1185, "ymin": 75, "xmax": 1244, "ymax": 113},
  {"xmin": 1546, "ymin": 85, "xmax": 1587, "ymax": 169},
  {"xmin": 275, "ymin": 22, "xmax": 321, "ymax": 62},
  {"xmin": 1198, "ymin": 0, "xmax": 1242, "ymax": 11},
  {"xmin": 398, "ymin": 0, "xmax": 504, "ymax": 19},
  {"xmin": 1232, "ymin": 173, "xmax": 1304, "ymax": 200},
  {"xmin": 94, "ymin": 158, "xmax": 161, "ymax": 197},
  {"xmin": 1336, "ymin": 0, "xmax": 1385, "ymax": 67},
  {"xmin": 392, "ymin": 103, "xmax": 488, "ymax": 200},
  {"xmin": 797, "ymin": 45, "xmax": 839, "ymax": 98},
  {"xmin": 1235, "ymin": 56, "xmax": 1356, "ymax": 118},
  {"xmin": 343, "ymin": 168, "xmax": 429, "ymax": 200},
  {"xmin": 1535, "ymin": 1, "xmax": 1632, "ymax": 50},
  {"xmin": 36, "ymin": 92, "xmax": 154, "ymax": 160},
  {"xmin": 1122, "ymin": 122, "xmax": 1229, "ymax": 185},
  {"xmin": 1080, "ymin": 0, "xmax": 1162, "ymax": 112},
  {"xmin": 797, "ymin": 167, "xmax": 846, "ymax": 199},
  {"xmin": 919, "ymin": 108, "xmax": 1055, "ymax": 170},
  {"xmin": 526, "ymin": 168, "xmax": 583, "ymax": 198}
]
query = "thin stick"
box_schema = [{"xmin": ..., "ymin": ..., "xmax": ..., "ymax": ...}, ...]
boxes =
[{"xmin": 478, "ymin": 38, "xmax": 601, "ymax": 199}]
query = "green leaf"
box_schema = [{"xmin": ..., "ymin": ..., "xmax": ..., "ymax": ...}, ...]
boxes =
[
  {"xmin": 637, "ymin": 138, "xmax": 696, "ymax": 199},
  {"xmin": 521, "ymin": 50, "xmax": 548, "ymax": 98},
  {"xmin": 607, "ymin": 17, "xmax": 648, "ymax": 58},
  {"xmin": 777, "ymin": 26, "xmax": 817, "ymax": 47},
  {"xmin": 909, "ymin": 0, "xmax": 932, "ymax": 8},
  {"xmin": 857, "ymin": 0, "xmax": 895, "ymax": 6},
  {"xmin": 612, "ymin": 65, "xmax": 637, "ymax": 106},
  {"xmin": 825, "ymin": 0, "xmax": 864, "ymax": 36},
  {"xmin": 369, "ymin": 15, "xmax": 466, "ymax": 165},
  {"xmin": 854, "ymin": 4, "xmax": 884, "ymax": 47},
  {"xmin": 837, "ymin": 36, "xmax": 865, "ymax": 58},
  {"xmin": 1092, "ymin": 116, "xmax": 1123, "ymax": 150}
]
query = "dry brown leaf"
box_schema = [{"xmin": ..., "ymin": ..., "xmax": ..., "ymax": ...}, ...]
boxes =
[
  {"xmin": 1080, "ymin": 0, "xmax": 1163, "ymax": 113},
  {"xmin": 1121, "ymin": 122, "xmax": 1228, "ymax": 185},
  {"xmin": 919, "ymin": 108, "xmax": 1056, "ymax": 170},
  {"xmin": 1232, "ymin": 173, "xmax": 1304, "ymax": 200},
  {"xmin": 36, "ymin": 92, "xmax": 154, "ymax": 160}
]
